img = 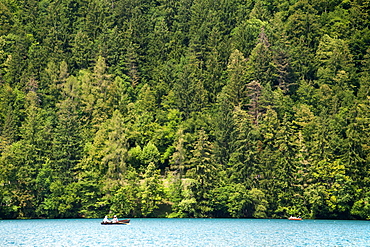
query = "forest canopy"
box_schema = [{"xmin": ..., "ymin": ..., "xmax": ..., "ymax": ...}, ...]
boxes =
[{"xmin": 0, "ymin": 0, "xmax": 369, "ymax": 219}]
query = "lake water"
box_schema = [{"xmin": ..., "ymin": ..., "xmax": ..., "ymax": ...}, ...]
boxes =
[{"xmin": 1, "ymin": 218, "xmax": 369, "ymax": 246}]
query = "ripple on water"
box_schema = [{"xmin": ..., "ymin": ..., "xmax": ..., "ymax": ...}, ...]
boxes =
[{"xmin": 1, "ymin": 218, "xmax": 370, "ymax": 246}]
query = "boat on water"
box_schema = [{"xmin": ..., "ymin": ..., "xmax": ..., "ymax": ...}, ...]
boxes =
[
  {"xmin": 288, "ymin": 216, "xmax": 302, "ymax": 221},
  {"xmin": 101, "ymin": 219, "xmax": 130, "ymax": 225}
]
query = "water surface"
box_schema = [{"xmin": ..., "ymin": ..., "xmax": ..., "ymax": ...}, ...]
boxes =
[{"xmin": 1, "ymin": 218, "xmax": 369, "ymax": 246}]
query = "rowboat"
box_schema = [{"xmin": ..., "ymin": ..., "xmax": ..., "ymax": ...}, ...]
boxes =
[
  {"xmin": 101, "ymin": 219, "xmax": 130, "ymax": 225},
  {"xmin": 288, "ymin": 216, "xmax": 302, "ymax": 221}
]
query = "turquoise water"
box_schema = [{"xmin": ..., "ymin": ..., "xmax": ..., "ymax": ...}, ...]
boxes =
[{"xmin": 1, "ymin": 218, "xmax": 369, "ymax": 246}]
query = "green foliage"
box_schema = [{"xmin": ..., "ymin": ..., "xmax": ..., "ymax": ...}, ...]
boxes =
[
  {"xmin": 351, "ymin": 190, "xmax": 370, "ymax": 220},
  {"xmin": 140, "ymin": 162, "xmax": 165, "ymax": 217},
  {"xmin": 0, "ymin": 0, "xmax": 369, "ymax": 219},
  {"xmin": 221, "ymin": 183, "xmax": 250, "ymax": 218},
  {"xmin": 108, "ymin": 168, "xmax": 141, "ymax": 217}
]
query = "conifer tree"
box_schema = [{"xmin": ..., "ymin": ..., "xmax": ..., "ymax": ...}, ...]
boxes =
[{"xmin": 187, "ymin": 128, "xmax": 218, "ymax": 217}]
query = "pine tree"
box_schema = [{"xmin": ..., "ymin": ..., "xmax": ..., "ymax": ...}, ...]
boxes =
[
  {"xmin": 187, "ymin": 128, "xmax": 219, "ymax": 217},
  {"xmin": 140, "ymin": 162, "xmax": 165, "ymax": 217}
]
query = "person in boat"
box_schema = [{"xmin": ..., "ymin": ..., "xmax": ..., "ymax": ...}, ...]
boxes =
[
  {"xmin": 112, "ymin": 215, "xmax": 119, "ymax": 223},
  {"xmin": 103, "ymin": 215, "xmax": 111, "ymax": 223}
]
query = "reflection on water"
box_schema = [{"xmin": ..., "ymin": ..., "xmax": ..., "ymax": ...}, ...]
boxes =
[{"xmin": 1, "ymin": 218, "xmax": 369, "ymax": 246}]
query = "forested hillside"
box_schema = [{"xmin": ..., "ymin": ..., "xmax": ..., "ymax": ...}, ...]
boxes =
[{"xmin": 0, "ymin": 0, "xmax": 369, "ymax": 219}]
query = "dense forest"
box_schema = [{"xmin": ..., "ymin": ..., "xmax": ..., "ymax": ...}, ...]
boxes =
[{"xmin": 0, "ymin": 0, "xmax": 369, "ymax": 220}]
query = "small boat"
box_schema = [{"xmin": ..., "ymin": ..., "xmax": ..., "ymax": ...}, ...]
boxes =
[
  {"xmin": 101, "ymin": 219, "xmax": 130, "ymax": 225},
  {"xmin": 288, "ymin": 216, "xmax": 302, "ymax": 221}
]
